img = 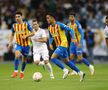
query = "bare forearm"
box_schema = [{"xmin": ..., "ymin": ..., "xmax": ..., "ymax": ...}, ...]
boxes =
[
  {"xmin": 8, "ymin": 33, "xmax": 14, "ymax": 44},
  {"xmin": 38, "ymin": 38, "xmax": 47, "ymax": 42},
  {"xmin": 34, "ymin": 38, "xmax": 47, "ymax": 43},
  {"xmin": 26, "ymin": 32, "xmax": 34, "ymax": 38}
]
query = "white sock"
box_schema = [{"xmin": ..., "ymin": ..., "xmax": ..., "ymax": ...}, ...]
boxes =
[
  {"xmin": 78, "ymin": 71, "xmax": 83, "ymax": 76},
  {"xmin": 63, "ymin": 68, "xmax": 68, "ymax": 72},
  {"xmin": 46, "ymin": 63, "xmax": 54, "ymax": 75},
  {"xmin": 39, "ymin": 61, "xmax": 45, "ymax": 65},
  {"xmin": 89, "ymin": 64, "xmax": 93, "ymax": 68},
  {"xmin": 14, "ymin": 70, "xmax": 18, "ymax": 73},
  {"xmin": 20, "ymin": 71, "xmax": 24, "ymax": 73}
]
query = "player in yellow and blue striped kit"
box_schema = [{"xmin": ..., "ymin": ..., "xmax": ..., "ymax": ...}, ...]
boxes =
[
  {"xmin": 8, "ymin": 11, "xmax": 34, "ymax": 79},
  {"xmin": 46, "ymin": 13, "xmax": 85, "ymax": 82},
  {"xmin": 68, "ymin": 12, "xmax": 94, "ymax": 75}
]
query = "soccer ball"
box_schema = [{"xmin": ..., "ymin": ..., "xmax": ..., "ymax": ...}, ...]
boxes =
[{"xmin": 32, "ymin": 72, "xmax": 42, "ymax": 82}]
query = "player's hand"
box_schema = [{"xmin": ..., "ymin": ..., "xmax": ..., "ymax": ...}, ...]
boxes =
[
  {"xmin": 77, "ymin": 43, "xmax": 82, "ymax": 48},
  {"xmin": 33, "ymin": 38, "xmax": 39, "ymax": 42},
  {"xmin": 8, "ymin": 43, "xmax": 13, "ymax": 50},
  {"xmin": 50, "ymin": 44, "xmax": 54, "ymax": 50},
  {"xmin": 20, "ymin": 36, "xmax": 27, "ymax": 39},
  {"xmin": 71, "ymin": 39, "xmax": 77, "ymax": 45}
]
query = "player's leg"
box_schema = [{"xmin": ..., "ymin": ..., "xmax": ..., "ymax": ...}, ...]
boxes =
[
  {"xmin": 33, "ymin": 54, "xmax": 41, "ymax": 65},
  {"xmin": 64, "ymin": 58, "xmax": 85, "ymax": 82},
  {"xmin": 42, "ymin": 48, "xmax": 54, "ymax": 79},
  {"xmin": 20, "ymin": 56, "xmax": 27, "ymax": 79},
  {"xmin": 51, "ymin": 47, "xmax": 69, "ymax": 78},
  {"xmin": 69, "ymin": 42, "xmax": 76, "ymax": 64},
  {"xmin": 105, "ymin": 38, "xmax": 108, "ymax": 48},
  {"xmin": 11, "ymin": 44, "xmax": 22, "ymax": 78},
  {"xmin": 33, "ymin": 48, "xmax": 44, "ymax": 66},
  {"xmin": 61, "ymin": 47, "xmax": 85, "ymax": 81},
  {"xmin": 19, "ymin": 46, "xmax": 30, "ymax": 79},
  {"xmin": 77, "ymin": 47, "xmax": 94, "ymax": 75},
  {"xmin": 69, "ymin": 43, "xmax": 78, "ymax": 75},
  {"xmin": 44, "ymin": 60, "xmax": 54, "ymax": 79}
]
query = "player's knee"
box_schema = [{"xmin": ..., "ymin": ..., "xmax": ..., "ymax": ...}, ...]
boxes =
[
  {"xmin": 51, "ymin": 56, "xmax": 55, "ymax": 60},
  {"xmin": 15, "ymin": 55, "xmax": 20, "ymax": 59},
  {"xmin": 77, "ymin": 55, "xmax": 83, "ymax": 61},
  {"xmin": 15, "ymin": 51, "xmax": 21, "ymax": 59},
  {"xmin": 44, "ymin": 60, "xmax": 49, "ymax": 64},
  {"xmin": 51, "ymin": 53, "xmax": 58, "ymax": 59},
  {"xmin": 63, "ymin": 58, "xmax": 69, "ymax": 63},
  {"xmin": 70, "ymin": 54, "xmax": 75, "ymax": 60},
  {"xmin": 34, "ymin": 61, "xmax": 40, "ymax": 65}
]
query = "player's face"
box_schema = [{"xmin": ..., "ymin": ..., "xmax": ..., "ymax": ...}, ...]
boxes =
[
  {"xmin": 46, "ymin": 15, "xmax": 53, "ymax": 24},
  {"xmin": 105, "ymin": 18, "xmax": 108, "ymax": 26},
  {"xmin": 15, "ymin": 14, "xmax": 22, "ymax": 23},
  {"xmin": 69, "ymin": 15, "xmax": 75, "ymax": 21},
  {"xmin": 32, "ymin": 21, "xmax": 39, "ymax": 31}
]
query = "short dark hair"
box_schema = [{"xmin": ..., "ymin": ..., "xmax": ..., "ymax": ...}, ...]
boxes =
[
  {"xmin": 32, "ymin": 19, "xmax": 38, "ymax": 22},
  {"xmin": 69, "ymin": 12, "xmax": 76, "ymax": 16},
  {"xmin": 46, "ymin": 12, "xmax": 55, "ymax": 18},
  {"xmin": 106, "ymin": 16, "xmax": 108, "ymax": 19},
  {"xmin": 15, "ymin": 11, "xmax": 22, "ymax": 16}
]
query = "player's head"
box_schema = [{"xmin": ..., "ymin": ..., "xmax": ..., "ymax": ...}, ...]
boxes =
[
  {"xmin": 46, "ymin": 12, "xmax": 55, "ymax": 24},
  {"xmin": 69, "ymin": 12, "xmax": 76, "ymax": 21},
  {"xmin": 32, "ymin": 19, "xmax": 39, "ymax": 31},
  {"xmin": 15, "ymin": 11, "xmax": 23, "ymax": 23},
  {"xmin": 105, "ymin": 16, "xmax": 108, "ymax": 26}
]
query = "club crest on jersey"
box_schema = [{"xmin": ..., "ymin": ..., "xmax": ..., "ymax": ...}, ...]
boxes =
[
  {"xmin": 16, "ymin": 30, "xmax": 25, "ymax": 34},
  {"xmin": 51, "ymin": 32, "xmax": 59, "ymax": 37}
]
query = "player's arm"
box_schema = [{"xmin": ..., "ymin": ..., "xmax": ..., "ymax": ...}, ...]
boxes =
[
  {"xmin": 33, "ymin": 30, "xmax": 47, "ymax": 43},
  {"xmin": 33, "ymin": 37, "xmax": 47, "ymax": 43},
  {"xmin": 27, "ymin": 22, "xmax": 35, "ymax": 37},
  {"xmin": 48, "ymin": 30, "xmax": 54, "ymax": 50},
  {"xmin": 26, "ymin": 22, "xmax": 35, "ymax": 38},
  {"xmin": 57, "ymin": 22, "xmax": 76, "ymax": 43},
  {"xmin": 76, "ymin": 20, "xmax": 84, "ymax": 42},
  {"xmin": 8, "ymin": 25, "xmax": 14, "ymax": 49},
  {"xmin": 21, "ymin": 22, "xmax": 34, "ymax": 39}
]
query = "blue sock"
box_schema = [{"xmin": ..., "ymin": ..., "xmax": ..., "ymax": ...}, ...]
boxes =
[
  {"xmin": 51, "ymin": 58, "xmax": 65, "ymax": 70},
  {"xmin": 14, "ymin": 59, "xmax": 19, "ymax": 71},
  {"xmin": 21, "ymin": 62, "xmax": 27, "ymax": 72},
  {"xmin": 82, "ymin": 58, "xmax": 90, "ymax": 66},
  {"xmin": 71, "ymin": 59, "xmax": 76, "ymax": 64},
  {"xmin": 65, "ymin": 61, "xmax": 80, "ymax": 72}
]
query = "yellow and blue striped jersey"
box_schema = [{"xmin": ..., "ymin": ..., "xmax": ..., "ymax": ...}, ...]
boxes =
[
  {"xmin": 48, "ymin": 21, "xmax": 75, "ymax": 48},
  {"xmin": 67, "ymin": 20, "xmax": 84, "ymax": 43},
  {"xmin": 11, "ymin": 22, "xmax": 32, "ymax": 46}
]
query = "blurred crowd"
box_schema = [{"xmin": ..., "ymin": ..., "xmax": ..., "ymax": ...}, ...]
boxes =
[
  {"xmin": 0, "ymin": 0, "xmax": 108, "ymax": 62},
  {"xmin": 0, "ymin": 0, "xmax": 108, "ymax": 30}
]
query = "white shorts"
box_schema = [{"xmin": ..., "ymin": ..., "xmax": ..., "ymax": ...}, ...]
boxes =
[
  {"xmin": 104, "ymin": 30, "xmax": 108, "ymax": 38},
  {"xmin": 33, "ymin": 46, "xmax": 49, "ymax": 62}
]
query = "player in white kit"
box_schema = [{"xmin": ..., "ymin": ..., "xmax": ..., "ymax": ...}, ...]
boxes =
[
  {"xmin": 104, "ymin": 16, "xmax": 108, "ymax": 48},
  {"xmin": 31, "ymin": 19, "xmax": 54, "ymax": 79}
]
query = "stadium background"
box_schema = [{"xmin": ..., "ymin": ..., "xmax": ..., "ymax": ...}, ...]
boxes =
[
  {"xmin": 0, "ymin": 0, "xmax": 108, "ymax": 90},
  {"xmin": 0, "ymin": 0, "xmax": 108, "ymax": 63}
]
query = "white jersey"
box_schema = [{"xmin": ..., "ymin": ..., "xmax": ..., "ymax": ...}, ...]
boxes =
[
  {"xmin": 31, "ymin": 28, "xmax": 47, "ymax": 48},
  {"xmin": 104, "ymin": 25, "xmax": 108, "ymax": 38},
  {"xmin": 31, "ymin": 28, "xmax": 49, "ymax": 61}
]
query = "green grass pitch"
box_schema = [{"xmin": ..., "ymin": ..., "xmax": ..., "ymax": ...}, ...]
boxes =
[{"xmin": 0, "ymin": 62, "xmax": 108, "ymax": 90}]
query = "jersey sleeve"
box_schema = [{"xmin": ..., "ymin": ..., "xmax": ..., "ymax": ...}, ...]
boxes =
[
  {"xmin": 57, "ymin": 22, "xmax": 75, "ymax": 39},
  {"xmin": 11, "ymin": 24, "xmax": 15, "ymax": 33},
  {"xmin": 42, "ymin": 30, "xmax": 47, "ymax": 38},
  {"xmin": 75, "ymin": 20, "xmax": 84, "ymax": 41},
  {"xmin": 48, "ymin": 30, "xmax": 53, "ymax": 45},
  {"xmin": 27, "ymin": 22, "xmax": 33, "ymax": 31}
]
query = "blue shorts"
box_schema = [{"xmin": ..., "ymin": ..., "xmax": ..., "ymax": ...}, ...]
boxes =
[
  {"xmin": 69, "ymin": 41, "xmax": 83, "ymax": 55},
  {"xmin": 53, "ymin": 46, "xmax": 69, "ymax": 59},
  {"xmin": 15, "ymin": 44, "xmax": 30, "ymax": 56}
]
